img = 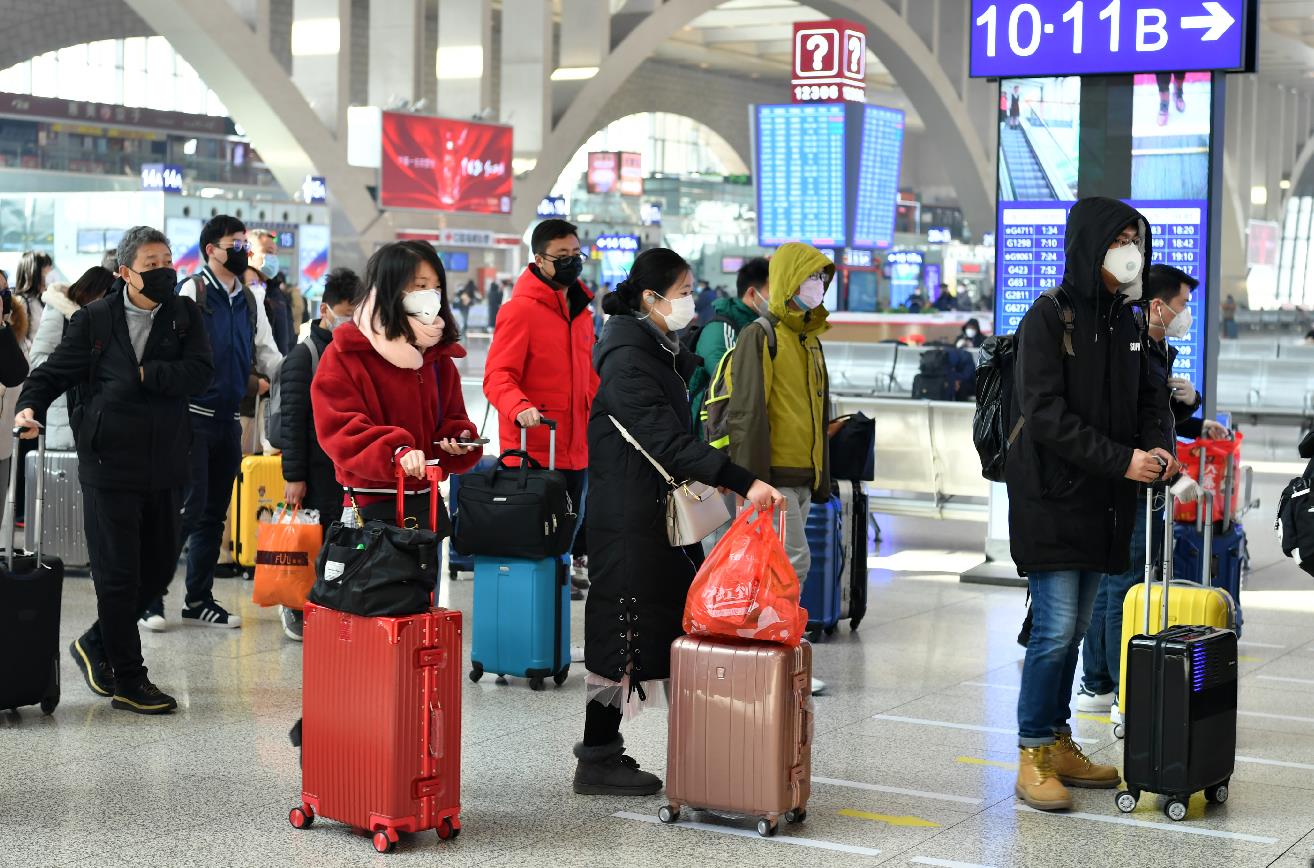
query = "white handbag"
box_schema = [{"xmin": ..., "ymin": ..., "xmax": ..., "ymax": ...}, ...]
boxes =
[{"xmin": 609, "ymin": 415, "xmax": 732, "ymax": 546}]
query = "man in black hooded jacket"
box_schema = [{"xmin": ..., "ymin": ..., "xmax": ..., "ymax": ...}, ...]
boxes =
[{"xmin": 1006, "ymin": 197, "xmax": 1177, "ymax": 811}]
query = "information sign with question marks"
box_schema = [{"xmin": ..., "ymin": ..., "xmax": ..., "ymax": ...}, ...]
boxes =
[{"xmin": 792, "ymin": 19, "xmax": 867, "ymax": 104}]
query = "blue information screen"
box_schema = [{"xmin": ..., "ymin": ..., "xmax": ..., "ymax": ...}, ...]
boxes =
[
  {"xmin": 994, "ymin": 199, "xmax": 1209, "ymax": 392},
  {"xmin": 755, "ymin": 104, "xmax": 847, "ymax": 247},
  {"xmin": 851, "ymin": 106, "xmax": 905, "ymax": 250}
]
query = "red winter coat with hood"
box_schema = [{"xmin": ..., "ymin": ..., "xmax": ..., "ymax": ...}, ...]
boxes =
[
  {"xmin": 483, "ymin": 265, "xmax": 598, "ymax": 470},
  {"xmin": 312, "ymin": 320, "xmax": 482, "ymax": 504}
]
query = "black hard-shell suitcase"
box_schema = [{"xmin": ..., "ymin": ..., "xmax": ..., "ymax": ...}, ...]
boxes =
[
  {"xmin": 1, "ymin": 430, "xmax": 63, "ymax": 714},
  {"xmin": 1116, "ymin": 486, "xmax": 1237, "ymax": 821},
  {"xmin": 835, "ymin": 480, "xmax": 868, "ymax": 629}
]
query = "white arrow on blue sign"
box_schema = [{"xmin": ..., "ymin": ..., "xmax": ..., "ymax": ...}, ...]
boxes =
[{"xmin": 969, "ymin": 0, "xmax": 1253, "ymax": 79}]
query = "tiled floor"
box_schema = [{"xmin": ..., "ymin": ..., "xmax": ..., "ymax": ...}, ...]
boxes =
[{"xmin": 6, "ymin": 461, "xmax": 1314, "ymax": 868}]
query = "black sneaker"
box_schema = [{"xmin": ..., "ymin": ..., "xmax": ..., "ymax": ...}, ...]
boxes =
[
  {"xmin": 212, "ymin": 564, "xmax": 245, "ymax": 579},
  {"xmin": 280, "ymin": 605, "xmax": 304, "ymax": 642},
  {"xmin": 111, "ymin": 679, "xmax": 178, "ymax": 714},
  {"xmin": 69, "ymin": 637, "xmax": 112, "ymax": 698},
  {"xmin": 181, "ymin": 599, "xmax": 242, "ymax": 629}
]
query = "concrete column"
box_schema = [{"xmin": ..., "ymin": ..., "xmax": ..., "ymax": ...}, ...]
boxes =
[
  {"xmin": 436, "ymin": 0, "xmax": 492, "ymax": 120},
  {"xmin": 291, "ymin": 0, "xmax": 351, "ymax": 133},
  {"xmin": 368, "ymin": 0, "xmax": 422, "ymax": 108},
  {"xmin": 500, "ymin": 0, "xmax": 551, "ymax": 157},
  {"xmin": 553, "ymin": 0, "xmax": 609, "ymax": 121}
]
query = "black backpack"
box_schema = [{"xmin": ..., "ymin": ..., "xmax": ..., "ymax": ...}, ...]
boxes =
[
  {"xmin": 918, "ymin": 348, "xmax": 950, "ymax": 378},
  {"xmin": 972, "ymin": 288, "xmax": 1074, "ymax": 481},
  {"xmin": 911, "ymin": 373, "xmax": 955, "ymax": 401},
  {"xmin": 679, "ymin": 314, "xmax": 732, "ymax": 355},
  {"xmin": 1276, "ymin": 457, "xmax": 1314, "ymax": 580}
]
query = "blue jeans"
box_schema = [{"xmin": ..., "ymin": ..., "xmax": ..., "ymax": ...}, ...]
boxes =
[
  {"xmin": 1081, "ymin": 504, "xmax": 1163, "ymax": 696},
  {"xmin": 1017, "ymin": 570, "xmax": 1102, "ymax": 746},
  {"xmin": 180, "ymin": 415, "xmax": 243, "ymax": 605}
]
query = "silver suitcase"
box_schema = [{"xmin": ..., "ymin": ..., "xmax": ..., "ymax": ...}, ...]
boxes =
[{"xmin": 24, "ymin": 450, "xmax": 89, "ymax": 568}]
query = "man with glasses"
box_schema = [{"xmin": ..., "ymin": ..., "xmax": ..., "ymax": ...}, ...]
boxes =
[
  {"xmin": 484, "ymin": 219, "xmax": 599, "ymax": 597},
  {"xmin": 141, "ymin": 214, "xmax": 282, "ymax": 631},
  {"xmin": 1005, "ymin": 198, "xmax": 1176, "ymax": 811}
]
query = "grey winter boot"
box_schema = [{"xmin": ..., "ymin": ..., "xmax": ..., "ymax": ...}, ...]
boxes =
[{"xmin": 572, "ymin": 736, "xmax": 663, "ymax": 796}]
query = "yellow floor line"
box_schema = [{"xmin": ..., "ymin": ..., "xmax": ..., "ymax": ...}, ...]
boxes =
[
  {"xmin": 1076, "ymin": 713, "xmax": 1111, "ymax": 724},
  {"xmin": 955, "ymin": 756, "xmax": 1017, "ymax": 770},
  {"xmin": 838, "ymin": 808, "xmax": 940, "ymax": 828}
]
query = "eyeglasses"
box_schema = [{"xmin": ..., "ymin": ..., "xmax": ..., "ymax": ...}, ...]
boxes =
[
  {"xmin": 219, "ymin": 240, "xmax": 251, "ymax": 252},
  {"xmin": 542, "ymin": 253, "xmax": 586, "ymax": 265},
  {"xmin": 1111, "ymin": 235, "xmax": 1140, "ymax": 248}
]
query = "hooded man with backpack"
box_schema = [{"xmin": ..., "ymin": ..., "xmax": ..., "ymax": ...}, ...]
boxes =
[
  {"xmin": 687, "ymin": 257, "xmax": 770, "ymax": 435},
  {"xmin": 1006, "ymin": 197, "xmax": 1177, "ymax": 811}
]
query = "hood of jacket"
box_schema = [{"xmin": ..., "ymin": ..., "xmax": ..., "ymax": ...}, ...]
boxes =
[
  {"xmin": 41, "ymin": 286, "xmax": 78, "ymax": 320},
  {"xmin": 712, "ymin": 296, "xmax": 761, "ymax": 329},
  {"xmin": 1061, "ymin": 197, "xmax": 1151, "ymax": 305},
  {"xmin": 328, "ymin": 320, "xmax": 467, "ymax": 363},
  {"xmin": 768, "ymin": 242, "xmax": 833, "ymax": 335},
  {"xmin": 594, "ymin": 312, "xmax": 698, "ymax": 382}
]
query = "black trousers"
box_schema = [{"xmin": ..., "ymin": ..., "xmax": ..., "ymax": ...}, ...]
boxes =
[{"xmin": 81, "ymin": 484, "xmax": 183, "ymax": 688}]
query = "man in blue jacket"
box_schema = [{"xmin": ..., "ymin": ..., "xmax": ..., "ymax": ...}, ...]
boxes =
[{"xmin": 141, "ymin": 215, "xmax": 283, "ymax": 631}]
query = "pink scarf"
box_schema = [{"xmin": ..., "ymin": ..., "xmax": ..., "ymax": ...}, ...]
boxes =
[{"xmin": 354, "ymin": 289, "xmax": 445, "ymax": 370}]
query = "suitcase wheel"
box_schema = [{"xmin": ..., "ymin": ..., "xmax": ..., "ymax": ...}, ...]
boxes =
[
  {"xmin": 495, "ymin": 675, "xmax": 509, "ymax": 685},
  {"xmin": 1205, "ymin": 782, "xmax": 1229, "ymax": 805},
  {"xmin": 553, "ymin": 668, "xmax": 569, "ymax": 687},
  {"xmin": 785, "ymin": 809, "xmax": 807, "ymax": 824},
  {"xmin": 1115, "ymin": 791, "xmax": 1137, "ymax": 814},
  {"xmin": 288, "ymin": 806, "xmax": 314, "ymax": 830},
  {"xmin": 469, "ymin": 663, "xmax": 484, "ymax": 683},
  {"xmin": 1164, "ymin": 799, "xmax": 1188, "ymax": 822},
  {"xmin": 1112, "ymin": 722, "xmax": 1125, "ymax": 740},
  {"xmin": 436, "ymin": 817, "xmax": 460, "ymax": 840},
  {"xmin": 755, "ymin": 818, "xmax": 777, "ymax": 838},
  {"xmin": 372, "ymin": 829, "xmax": 396, "ymax": 853},
  {"xmin": 658, "ymin": 805, "xmax": 679, "ymax": 825},
  {"xmin": 824, "ymin": 626, "xmax": 837, "ymax": 637},
  {"xmin": 529, "ymin": 676, "xmax": 546, "ymax": 692}
]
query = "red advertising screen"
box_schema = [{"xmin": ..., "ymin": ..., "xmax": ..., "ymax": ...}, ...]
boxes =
[
  {"xmin": 380, "ymin": 111, "xmax": 512, "ymax": 213},
  {"xmin": 587, "ymin": 152, "xmax": 618, "ymax": 194},
  {"xmin": 618, "ymin": 152, "xmax": 643, "ymax": 196}
]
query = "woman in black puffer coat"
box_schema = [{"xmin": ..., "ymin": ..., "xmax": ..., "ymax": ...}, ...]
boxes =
[{"xmin": 572, "ymin": 248, "xmax": 784, "ymax": 797}]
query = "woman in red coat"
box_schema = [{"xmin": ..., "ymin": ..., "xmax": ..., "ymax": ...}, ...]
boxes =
[{"xmin": 312, "ymin": 240, "xmax": 482, "ymax": 529}]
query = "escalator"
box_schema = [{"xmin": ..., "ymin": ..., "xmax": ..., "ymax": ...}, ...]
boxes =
[{"xmin": 1000, "ymin": 124, "xmax": 1057, "ymax": 201}]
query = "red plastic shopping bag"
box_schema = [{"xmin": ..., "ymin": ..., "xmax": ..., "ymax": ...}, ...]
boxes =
[
  {"xmin": 1174, "ymin": 431, "xmax": 1244, "ymax": 524},
  {"xmin": 252, "ymin": 507, "xmax": 323, "ymax": 610},
  {"xmin": 683, "ymin": 507, "xmax": 808, "ymax": 645}
]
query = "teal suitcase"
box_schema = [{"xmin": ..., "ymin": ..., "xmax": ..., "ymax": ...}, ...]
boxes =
[{"xmin": 469, "ymin": 555, "xmax": 570, "ymax": 690}]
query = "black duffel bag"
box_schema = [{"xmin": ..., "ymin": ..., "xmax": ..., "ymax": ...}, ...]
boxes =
[
  {"xmin": 308, "ymin": 467, "xmax": 443, "ymax": 617},
  {"xmin": 452, "ymin": 420, "xmax": 575, "ymax": 560},
  {"xmin": 828, "ymin": 412, "xmax": 875, "ymax": 482}
]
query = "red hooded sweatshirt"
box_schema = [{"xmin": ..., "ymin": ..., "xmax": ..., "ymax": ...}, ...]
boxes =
[
  {"xmin": 312, "ymin": 321, "xmax": 482, "ymax": 505},
  {"xmin": 483, "ymin": 266, "xmax": 599, "ymax": 471}
]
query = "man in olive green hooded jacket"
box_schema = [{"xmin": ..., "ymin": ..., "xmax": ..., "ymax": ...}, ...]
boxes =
[{"xmin": 726, "ymin": 242, "xmax": 833, "ymax": 590}]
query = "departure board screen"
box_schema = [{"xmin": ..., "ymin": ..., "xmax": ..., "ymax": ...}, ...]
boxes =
[
  {"xmin": 755, "ymin": 104, "xmax": 847, "ymax": 247},
  {"xmin": 850, "ymin": 106, "xmax": 906, "ymax": 250},
  {"xmin": 994, "ymin": 199, "xmax": 1208, "ymax": 391}
]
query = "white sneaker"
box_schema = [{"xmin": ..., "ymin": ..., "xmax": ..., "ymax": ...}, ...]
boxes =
[
  {"xmin": 811, "ymin": 678, "xmax": 827, "ymax": 696},
  {"xmin": 1110, "ymin": 702, "xmax": 1123, "ymax": 726},
  {"xmin": 1075, "ymin": 686, "xmax": 1115, "ymax": 713},
  {"xmin": 138, "ymin": 605, "xmax": 167, "ymax": 633}
]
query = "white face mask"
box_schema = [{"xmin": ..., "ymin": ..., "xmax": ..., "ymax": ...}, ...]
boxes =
[
  {"xmin": 401, "ymin": 289, "xmax": 442, "ymax": 325},
  {"xmin": 795, "ymin": 276, "xmax": 826, "ymax": 310},
  {"xmin": 964, "ymin": 327, "xmax": 978, "ymax": 338},
  {"xmin": 1103, "ymin": 243, "xmax": 1144, "ymax": 297},
  {"xmin": 1160, "ymin": 303, "xmax": 1192, "ymax": 339},
  {"xmin": 649, "ymin": 292, "xmax": 695, "ymax": 332}
]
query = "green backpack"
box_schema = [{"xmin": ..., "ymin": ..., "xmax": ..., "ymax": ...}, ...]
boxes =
[{"xmin": 699, "ymin": 316, "xmax": 776, "ymax": 450}]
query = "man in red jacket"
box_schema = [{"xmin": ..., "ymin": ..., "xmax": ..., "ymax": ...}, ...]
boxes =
[{"xmin": 484, "ymin": 220, "xmax": 599, "ymax": 594}]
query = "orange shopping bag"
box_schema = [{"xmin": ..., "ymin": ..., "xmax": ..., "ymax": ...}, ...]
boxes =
[
  {"xmin": 683, "ymin": 506, "xmax": 807, "ymax": 646},
  {"xmin": 252, "ymin": 507, "xmax": 323, "ymax": 610}
]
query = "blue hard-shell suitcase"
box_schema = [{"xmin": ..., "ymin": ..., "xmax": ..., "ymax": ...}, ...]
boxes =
[
  {"xmin": 470, "ymin": 555, "xmax": 570, "ymax": 689},
  {"xmin": 446, "ymin": 456, "xmax": 498, "ymax": 579},
  {"xmin": 1173, "ymin": 522, "xmax": 1246, "ymax": 637},
  {"xmin": 802, "ymin": 495, "xmax": 842, "ymax": 641}
]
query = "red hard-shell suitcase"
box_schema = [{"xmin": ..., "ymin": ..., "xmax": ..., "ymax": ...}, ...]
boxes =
[
  {"xmin": 662, "ymin": 635, "xmax": 813, "ymax": 837},
  {"xmin": 291, "ymin": 604, "xmax": 463, "ymax": 854}
]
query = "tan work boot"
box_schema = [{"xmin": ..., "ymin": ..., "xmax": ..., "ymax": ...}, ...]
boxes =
[
  {"xmin": 1051, "ymin": 733, "xmax": 1120, "ymax": 788},
  {"xmin": 1016, "ymin": 745, "xmax": 1073, "ymax": 811}
]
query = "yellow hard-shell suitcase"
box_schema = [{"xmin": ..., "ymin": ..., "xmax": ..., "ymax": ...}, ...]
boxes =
[
  {"xmin": 229, "ymin": 454, "xmax": 284, "ymax": 569},
  {"xmin": 1117, "ymin": 486, "xmax": 1236, "ymax": 729}
]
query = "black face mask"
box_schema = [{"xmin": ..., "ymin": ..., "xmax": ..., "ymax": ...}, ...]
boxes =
[
  {"xmin": 217, "ymin": 245, "xmax": 248, "ymax": 276},
  {"xmin": 136, "ymin": 267, "xmax": 178, "ymax": 305},
  {"xmin": 546, "ymin": 255, "xmax": 583, "ymax": 288}
]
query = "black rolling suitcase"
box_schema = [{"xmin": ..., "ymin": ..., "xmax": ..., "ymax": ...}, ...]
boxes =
[
  {"xmin": 1116, "ymin": 486, "xmax": 1237, "ymax": 821},
  {"xmin": 0, "ymin": 429, "xmax": 64, "ymax": 714},
  {"xmin": 835, "ymin": 480, "xmax": 868, "ymax": 630}
]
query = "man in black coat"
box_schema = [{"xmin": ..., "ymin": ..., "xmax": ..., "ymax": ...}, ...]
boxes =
[
  {"xmin": 15, "ymin": 225, "xmax": 213, "ymax": 715},
  {"xmin": 1005, "ymin": 197, "xmax": 1176, "ymax": 810},
  {"xmin": 278, "ymin": 268, "xmax": 359, "ymax": 640}
]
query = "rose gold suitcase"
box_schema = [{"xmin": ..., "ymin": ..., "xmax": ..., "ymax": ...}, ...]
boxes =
[{"xmin": 661, "ymin": 635, "xmax": 813, "ymax": 837}]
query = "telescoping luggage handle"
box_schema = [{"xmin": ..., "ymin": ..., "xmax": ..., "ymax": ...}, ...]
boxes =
[
  {"xmin": 488, "ymin": 417, "xmax": 558, "ymax": 486},
  {"xmin": 395, "ymin": 461, "xmax": 446, "ymax": 532},
  {"xmin": 1142, "ymin": 480, "xmax": 1212, "ymax": 635},
  {"xmin": 4, "ymin": 426, "xmax": 45, "ymax": 569},
  {"xmin": 520, "ymin": 417, "xmax": 558, "ymax": 470}
]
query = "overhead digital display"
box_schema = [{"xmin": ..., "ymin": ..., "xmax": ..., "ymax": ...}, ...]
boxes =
[
  {"xmin": 995, "ymin": 199, "xmax": 1208, "ymax": 389},
  {"xmin": 970, "ymin": 0, "xmax": 1253, "ymax": 79},
  {"xmin": 380, "ymin": 111, "xmax": 512, "ymax": 213},
  {"xmin": 850, "ymin": 106, "xmax": 905, "ymax": 250},
  {"xmin": 755, "ymin": 103, "xmax": 847, "ymax": 247}
]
